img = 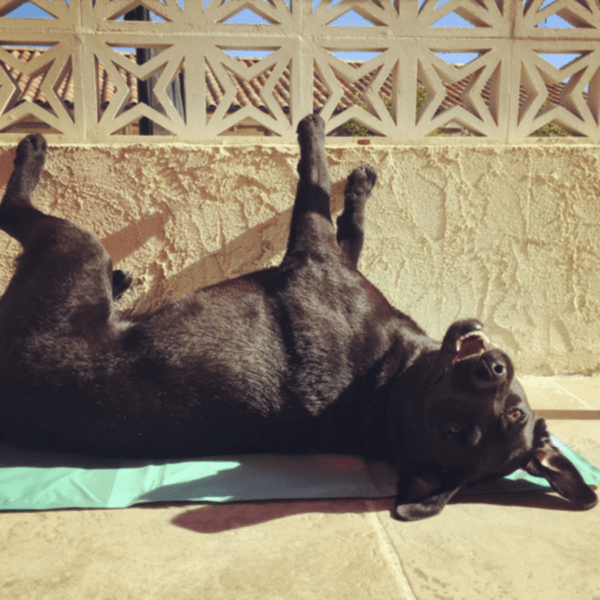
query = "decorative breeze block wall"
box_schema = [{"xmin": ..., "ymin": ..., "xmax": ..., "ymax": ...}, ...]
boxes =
[{"xmin": 0, "ymin": 0, "xmax": 599, "ymax": 143}]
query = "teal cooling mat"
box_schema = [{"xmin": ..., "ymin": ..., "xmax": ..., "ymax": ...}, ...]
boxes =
[{"xmin": 1, "ymin": 434, "xmax": 599, "ymax": 511}]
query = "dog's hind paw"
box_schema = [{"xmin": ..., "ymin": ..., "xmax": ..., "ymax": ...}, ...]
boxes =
[
  {"xmin": 296, "ymin": 114, "xmax": 329, "ymax": 189},
  {"xmin": 296, "ymin": 113, "xmax": 326, "ymax": 140},
  {"xmin": 12, "ymin": 134, "xmax": 47, "ymax": 197},
  {"xmin": 112, "ymin": 269, "xmax": 134, "ymax": 301},
  {"xmin": 15, "ymin": 134, "xmax": 47, "ymax": 169}
]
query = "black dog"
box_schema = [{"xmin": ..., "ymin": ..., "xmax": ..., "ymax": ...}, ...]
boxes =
[{"xmin": 0, "ymin": 115, "xmax": 596, "ymax": 520}]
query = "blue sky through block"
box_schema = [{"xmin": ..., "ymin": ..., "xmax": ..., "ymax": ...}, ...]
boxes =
[
  {"xmin": 431, "ymin": 12, "xmax": 473, "ymax": 27},
  {"xmin": 222, "ymin": 8, "xmax": 271, "ymax": 25},
  {"xmin": 3, "ymin": 1, "xmax": 61, "ymax": 18},
  {"xmin": 328, "ymin": 50, "xmax": 382, "ymax": 62},
  {"xmin": 328, "ymin": 10, "xmax": 376, "ymax": 27},
  {"xmin": 219, "ymin": 48, "xmax": 275, "ymax": 59},
  {"xmin": 434, "ymin": 52, "xmax": 481, "ymax": 65},
  {"xmin": 537, "ymin": 53, "xmax": 584, "ymax": 69}
]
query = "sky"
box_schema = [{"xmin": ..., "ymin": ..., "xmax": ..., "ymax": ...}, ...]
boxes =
[{"xmin": 3, "ymin": 0, "xmax": 578, "ymax": 70}]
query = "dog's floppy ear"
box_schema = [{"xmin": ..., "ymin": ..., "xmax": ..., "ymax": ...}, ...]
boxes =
[
  {"xmin": 393, "ymin": 471, "xmax": 462, "ymax": 521},
  {"xmin": 524, "ymin": 419, "xmax": 598, "ymax": 510}
]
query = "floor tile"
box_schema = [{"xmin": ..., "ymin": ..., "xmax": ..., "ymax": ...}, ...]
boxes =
[
  {"xmin": 553, "ymin": 376, "xmax": 600, "ymax": 409},
  {"xmin": 519, "ymin": 376, "xmax": 592, "ymax": 410},
  {"xmin": 372, "ymin": 491, "xmax": 600, "ymax": 600},
  {"xmin": 521, "ymin": 377, "xmax": 600, "ymax": 466},
  {"xmin": 0, "ymin": 500, "xmax": 409, "ymax": 600},
  {"xmin": 542, "ymin": 419, "xmax": 600, "ymax": 468}
]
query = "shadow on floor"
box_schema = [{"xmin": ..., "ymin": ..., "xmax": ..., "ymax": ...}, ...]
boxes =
[
  {"xmin": 166, "ymin": 490, "xmax": 580, "ymax": 534},
  {"xmin": 169, "ymin": 497, "xmax": 393, "ymax": 533}
]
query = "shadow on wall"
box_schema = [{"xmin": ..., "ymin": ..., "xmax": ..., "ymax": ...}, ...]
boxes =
[
  {"xmin": 0, "ymin": 148, "xmax": 15, "ymax": 189},
  {"xmin": 102, "ymin": 209, "xmax": 171, "ymax": 265},
  {"xmin": 0, "ymin": 142, "xmax": 346, "ymax": 303},
  {"xmin": 100, "ymin": 179, "xmax": 348, "ymax": 300}
]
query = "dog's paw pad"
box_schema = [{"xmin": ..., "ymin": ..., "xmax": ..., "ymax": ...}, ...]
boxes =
[
  {"xmin": 360, "ymin": 165, "xmax": 377, "ymax": 187},
  {"xmin": 346, "ymin": 165, "xmax": 377, "ymax": 198}
]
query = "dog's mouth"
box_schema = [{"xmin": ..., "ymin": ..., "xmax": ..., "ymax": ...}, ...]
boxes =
[
  {"xmin": 428, "ymin": 320, "xmax": 493, "ymax": 386},
  {"xmin": 451, "ymin": 331, "xmax": 490, "ymax": 365}
]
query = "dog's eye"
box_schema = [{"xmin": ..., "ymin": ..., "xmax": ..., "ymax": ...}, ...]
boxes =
[
  {"xmin": 442, "ymin": 422, "xmax": 463, "ymax": 438},
  {"xmin": 509, "ymin": 409, "xmax": 524, "ymax": 421}
]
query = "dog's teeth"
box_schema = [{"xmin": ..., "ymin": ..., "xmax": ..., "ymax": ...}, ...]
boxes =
[{"xmin": 452, "ymin": 331, "xmax": 489, "ymax": 364}]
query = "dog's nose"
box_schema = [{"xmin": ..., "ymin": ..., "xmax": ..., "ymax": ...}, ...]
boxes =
[{"xmin": 473, "ymin": 353, "xmax": 508, "ymax": 386}]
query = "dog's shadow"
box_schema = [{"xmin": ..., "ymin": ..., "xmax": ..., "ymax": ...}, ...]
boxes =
[
  {"xmin": 164, "ymin": 491, "xmax": 578, "ymax": 534},
  {"xmin": 167, "ymin": 498, "xmax": 390, "ymax": 534}
]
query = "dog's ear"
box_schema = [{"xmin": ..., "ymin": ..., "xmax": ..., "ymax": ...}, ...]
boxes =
[
  {"xmin": 524, "ymin": 419, "xmax": 598, "ymax": 510},
  {"xmin": 393, "ymin": 471, "xmax": 462, "ymax": 521}
]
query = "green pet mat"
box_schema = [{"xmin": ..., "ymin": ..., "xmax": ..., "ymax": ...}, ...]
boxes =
[{"xmin": 1, "ymin": 434, "xmax": 599, "ymax": 511}]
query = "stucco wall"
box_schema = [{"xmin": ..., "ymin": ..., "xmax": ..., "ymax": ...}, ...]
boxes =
[{"xmin": 1, "ymin": 142, "xmax": 599, "ymax": 375}]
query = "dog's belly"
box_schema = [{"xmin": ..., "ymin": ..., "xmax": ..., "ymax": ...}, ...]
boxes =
[{"xmin": 0, "ymin": 259, "xmax": 405, "ymax": 458}]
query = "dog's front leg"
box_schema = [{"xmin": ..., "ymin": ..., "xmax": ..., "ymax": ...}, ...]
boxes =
[
  {"xmin": 284, "ymin": 114, "xmax": 336, "ymax": 257},
  {"xmin": 336, "ymin": 165, "xmax": 377, "ymax": 267}
]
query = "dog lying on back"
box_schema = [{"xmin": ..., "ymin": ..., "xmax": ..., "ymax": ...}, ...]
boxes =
[{"xmin": 0, "ymin": 114, "xmax": 596, "ymax": 520}]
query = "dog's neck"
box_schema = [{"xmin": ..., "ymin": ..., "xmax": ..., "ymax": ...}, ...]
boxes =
[{"xmin": 363, "ymin": 341, "xmax": 441, "ymax": 462}]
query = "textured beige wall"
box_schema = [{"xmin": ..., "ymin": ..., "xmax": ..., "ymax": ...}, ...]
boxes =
[{"xmin": 1, "ymin": 142, "xmax": 599, "ymax": 375}]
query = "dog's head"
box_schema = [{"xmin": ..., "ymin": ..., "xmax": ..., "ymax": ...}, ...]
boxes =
[{"xmin": 389, "ymin": 318, "xmax": 598, "ymax": 521}]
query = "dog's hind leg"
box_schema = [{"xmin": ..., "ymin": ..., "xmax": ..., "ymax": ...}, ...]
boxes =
[
  {"xmin": 284, "ymin": 114, "xmax": 336, "ymax": 257},
  {"xmin": 0, "ymin": 135, "xmax": 132, "ymax": 303},
  {"xmin": 336, "ymin": 165, "xmax": 377, "ymax": 267},
  {"xmin": 0, "ymin": 134, "xmax": 47, "ymax": 244}
]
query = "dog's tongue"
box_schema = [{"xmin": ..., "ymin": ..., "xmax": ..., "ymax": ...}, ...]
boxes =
[{"xmin": 455, "ymin": 337, "xmax": 485, "ymax": 362}]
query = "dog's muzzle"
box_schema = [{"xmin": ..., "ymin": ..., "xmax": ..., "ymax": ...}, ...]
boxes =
[{"xmin": 428, "ymin": 319, "xmax": 509, "ymax": 388}]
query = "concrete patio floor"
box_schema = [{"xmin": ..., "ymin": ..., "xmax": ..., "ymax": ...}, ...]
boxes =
[{"xmin": 2, "ymin": 376, "xmax": 599, "ymax": 600}]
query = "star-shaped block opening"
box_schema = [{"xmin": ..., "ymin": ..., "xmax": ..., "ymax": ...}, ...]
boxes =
[
  {"xmin": 0, "ymin": 43, "xmax": 75, "ymax": 135},
  {"xmin": 519, "ymin": 51, "xmax": 600, "ymax": 137},
  {"xmin": 314, "ymin": 49, "xmax": 398, "ymax": 137},
  {"xmin": 416, "ymin": 50, "xmax": 503, "ymax": 137},
  {"xmin": 204, "ymin": 47, "xmax": 293, "ymax": 137},
  {"xmin": 95, "ymin": 44, "xmax": 186, "ymax": 136}
]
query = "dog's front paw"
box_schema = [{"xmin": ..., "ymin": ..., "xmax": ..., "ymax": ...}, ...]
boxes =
[{"xmin": 345, "ymin": 165, "xmax": 377, "ymax": 199}]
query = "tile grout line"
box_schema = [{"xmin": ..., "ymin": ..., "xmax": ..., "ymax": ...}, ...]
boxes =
[
  {"xmin": 364, "ymin": 500, "xmax": 418, "ymax": 600},
  {"xmin": 550, "ymin": 380, "xmax": 596, "ymax": 410}
]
